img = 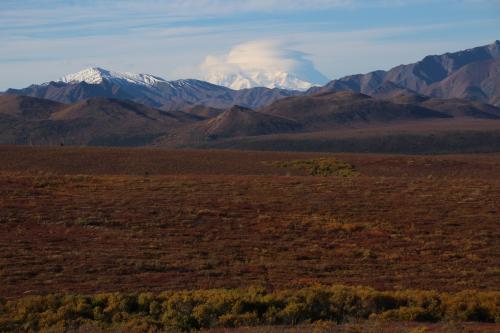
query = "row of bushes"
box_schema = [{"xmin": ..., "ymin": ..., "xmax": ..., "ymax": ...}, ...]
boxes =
[
  {"xmin": 268, "ymin": 158, "xmax": 359, "ymax": 177},
  {"xmin": 0, "ymin": 285, "xmax": 498, "ymax": 332}
]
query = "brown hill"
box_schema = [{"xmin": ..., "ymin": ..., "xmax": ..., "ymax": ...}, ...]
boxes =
[
  {"xmin": 186, "ymin": 93, "xmax": 500, "ymax": 153},
  {"xmin": 386, "ymin": 92, "xmax": 500, "ymax": 119},
  {"xmin": 50, "ymin": 97, "xmax": 196, "ymax": 122},
  {"xmin": 387, "ymin": 93, "xmax": 430, "ymax": 105},
  {"xmin": 159, "ymin": 105, "xmax": 302, "ymax": 145},
  {"xmin": 0, "ymin": 94, "xmax": 64, "ymax": 119},
  {"xmin": 2, "ymin": 92, "xmax": 500, "ymax": 153},
  {"xmin": 0, "ymin": 95, "xmax": 66, "ymax": 145},
  {"xmin": 260, "ymin": 91, "xmax": 450, "ymax": 130},
  {"xmin": 0, "ymin": 95, "xmax": 198, "ymax": 146},
  {"xmin": 419, "ymin": 98, "xmax": 500, "ymax": 119},
  {"xmin": 181, "ymin": 105, "xmax": 225, "ymax": 119},
  {"xmin": 202, "ymin": 105, "xmax": 301, "ymax": 138}
]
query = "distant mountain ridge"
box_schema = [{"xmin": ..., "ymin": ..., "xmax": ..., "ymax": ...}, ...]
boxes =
[
  {"xmin": 7, "ymin": 68, "xmax": 301, "ymax": 111},
  {"xmin": 312, "ymin": 40, "xmax": 500, "ymax": 106},
  {"xmin": 5, "ymin": 41, "xmax": 500, "ymax": 109}
]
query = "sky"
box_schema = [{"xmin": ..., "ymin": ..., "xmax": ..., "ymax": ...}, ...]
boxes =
[{"xmin": 0, "ymin": 0, "xmax": 499, "ymax": 90}]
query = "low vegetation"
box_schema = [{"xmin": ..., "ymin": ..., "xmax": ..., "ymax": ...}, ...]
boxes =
[
  {"xmin": 1, "ymin": 285, "xmax": 498, "ymax": 332},
  {"xmin": 267, "ymin": 158, "xmax": 358, "ymax": 177},
  {"xmin": 0, "ymin": 147, "xmax": 499, "ymax": 331}
]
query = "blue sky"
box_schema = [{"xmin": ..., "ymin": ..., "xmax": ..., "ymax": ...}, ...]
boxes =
[{"xmin": 1, "ymin": 0, "xmax": 499, "ymax": 90}]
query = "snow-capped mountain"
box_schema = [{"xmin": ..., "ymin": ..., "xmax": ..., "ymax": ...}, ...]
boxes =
[
  {"xmin": 59, "ymin": 67, "xmax": 167, "ymax": 87},
  {"xmin": 204, "ymin": 70, "xmax": 318, "ymax": 91},
  {"xmin": 199, "ymin": 40, "xmax": 329, "ymax": 91},
  {"xmin": 7, "ymin": 67, "xmax": 300, "ymax": 110}
]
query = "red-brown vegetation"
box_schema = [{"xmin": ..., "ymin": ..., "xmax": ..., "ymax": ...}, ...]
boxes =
[{"xmin": 0, "ymin": 146, "xmax": 498, "ymax": 299}]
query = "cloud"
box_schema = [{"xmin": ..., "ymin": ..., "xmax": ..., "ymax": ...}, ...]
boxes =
[
  {"xmin": 199, "ymin": 40, "xmax": 329, "ymax": 89},
  {"xmin": 1, "ymin": 0, "xmax": 498, "ymax": 90},
  {"xmin": 2, "ymin": 0, "xmax": 439, "ymax": 38},
  {"xmin": 0, "ymin": 1, "xmax": 352, "ymax": 33}
]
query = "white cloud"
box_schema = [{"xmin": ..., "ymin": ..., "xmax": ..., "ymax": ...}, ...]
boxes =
[{"xmin": 199, "ymin": 40, "xmax": 329, "ymax": 90}]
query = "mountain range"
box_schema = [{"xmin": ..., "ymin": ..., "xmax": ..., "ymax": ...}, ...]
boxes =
[
  {"xmin": 311, "ymin": 40, "xmax": 500, "ymax": 106},
  {"xmin": 6, "ymin": 41, "xmax": 500, "ymax": 109},
  {"xmin": 6, "ymin": 67, "xmax": 300, "ymax": 111},
  {"xmin": 2, "ymin": 41, "xmax": 500, "ymax": 153}
]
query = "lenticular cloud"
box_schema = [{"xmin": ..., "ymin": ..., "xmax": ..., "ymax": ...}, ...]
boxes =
[{"xmin": 201, "ymin": 40, "xmax": 329, "ymax": 90}]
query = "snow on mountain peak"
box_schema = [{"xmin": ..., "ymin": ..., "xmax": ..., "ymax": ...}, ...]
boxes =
[
  {"xmin": 59, "ymin": 67, "xmax": 167, "ymax": 87},
  {"xmin": 204, "ymin": 70, "xmax": 317, "ymax": 91},
  {"xmin": 200, "ymin": 40, "xmax": 328, "ymax": 91}
]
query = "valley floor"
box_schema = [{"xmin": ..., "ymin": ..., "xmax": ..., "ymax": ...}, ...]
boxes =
[{"xmin": 0, "ymin": 146, "xmax": 498, "ymax": 331}]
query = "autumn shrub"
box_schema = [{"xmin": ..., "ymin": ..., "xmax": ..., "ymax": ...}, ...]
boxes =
[
  {"xmin": 443, "ymin": 291, "xmax": 499, "ymax": 322},
  {"xmin": 374, "ymin": 306, "xmax": 435, "ymax": 322},
  {"xmin": 0, "ymin": 285, "xmax": 498, "ymax": 332},
  {"xmin": 268, "ymin": 158, "xmax": 358, "ymax": 177}
]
